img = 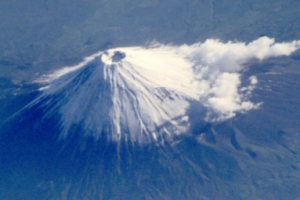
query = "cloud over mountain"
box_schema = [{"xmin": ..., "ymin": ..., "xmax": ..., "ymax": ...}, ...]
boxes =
[{"xmin": 34, "ymin": 37, "xmax": 300, "ymax": 143}]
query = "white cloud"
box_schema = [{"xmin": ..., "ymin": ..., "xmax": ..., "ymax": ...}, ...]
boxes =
[{"xmin": 176, "ymin": 36, "xmax": 300, "ymax": 121}]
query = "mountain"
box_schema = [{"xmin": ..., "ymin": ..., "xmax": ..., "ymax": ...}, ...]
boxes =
[
  {"xmin": 27, "ymin": 37, "xmax": 300, "ymax": 144},
  {"xmin": 1, "ymin": 38, "xmax": 300, "ymax": 199},
  {"xmin": 30, "ymin": 48, "xmax": 204, "ymax": 144}
]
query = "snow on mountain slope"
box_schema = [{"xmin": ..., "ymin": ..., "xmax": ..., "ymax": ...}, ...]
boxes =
[{"xmin": 32, "ymin": 37, "xmax": 300, "ymax": 143}]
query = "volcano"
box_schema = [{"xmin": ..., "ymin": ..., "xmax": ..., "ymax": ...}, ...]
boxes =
[
  {"xmin": 27, "ymin": 37, "xmax": 300, "ymax": 144},
  {"xmin": 32, "ymin": 48, "xmax": 201, "ymax": 144},
  {"xmin": 1, "ymin": 37, "xmax": 300, "ymax": 200}
]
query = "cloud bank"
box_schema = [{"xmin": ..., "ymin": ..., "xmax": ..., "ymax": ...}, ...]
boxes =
[{"xmin": 175, "ymin": 36, "xmax": 300, "ymax": 120}]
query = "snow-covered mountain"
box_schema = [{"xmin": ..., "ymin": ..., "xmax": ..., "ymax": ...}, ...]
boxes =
[
  {"xmin": 1, "ymin": 37, "xmax": 300, "ymax": 200},
  {"xmin": 33, "ymin": 49, "xmax": 198, "ymax": 144},
  {"xmin": 30, "ymin": 37, "xmax": 300, "ymax": 144}
]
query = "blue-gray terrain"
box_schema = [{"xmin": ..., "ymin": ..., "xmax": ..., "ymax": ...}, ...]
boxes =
[{"xmin": 0, "ymin": 1, "xmax": 300, "ymax": 200}]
